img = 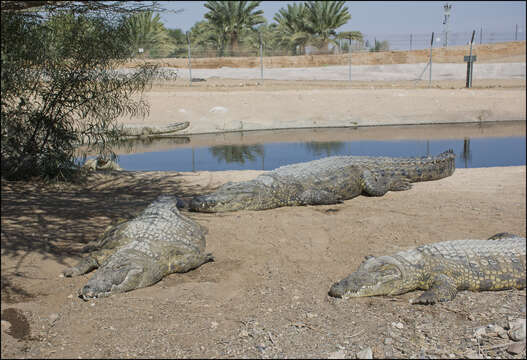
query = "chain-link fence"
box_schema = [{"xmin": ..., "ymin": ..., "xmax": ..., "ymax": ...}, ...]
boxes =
[
  {"xmin": 139, "ymin": 27, "xmax": 526, "ymax": 59},
  {"xmin": 127, "ymin": 27, "xmax": 525, "ymax": 86}
]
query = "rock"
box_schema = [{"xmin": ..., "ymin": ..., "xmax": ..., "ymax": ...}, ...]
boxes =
[
  {"xmin": 327, "ymin": 349, "xmax": 346, "ymax": 359},
  {"xmin": 209, "ymin": 106, "xmax": 228, "ymax": 113},
  {"xmin": 48, "ymin": 313, "xmax": 59, "ymax": 323},
  {"xmin": 391, "ymin": 322, "xmax": 404, "ymax": 329},
  {"xmin": 256, "ymin": 344, "xmax": 266, "ymax": 353},
  {"xmin": 486, "ymin": 324, "xmax": 507, "ymax": 338},
  {"xmin": 239, "ymin": 329, "xmax": 249, "ymax": 338},
  {"xmin": 508, "ymin": 319, "xmax": 526, "ymax": 341},
  {"xmin": 506, "ymin": 341, "xmax": 525, "ymax": 355},
  {"xmin": 357, "ymin": 347, "xmax": 373, "ymax": 359},
  {"xmin": 474, "ymin": 326, "xmax": 486, "ymax": 338},
  {"xmin": 1, "ymin": 320, "xmax": 11, "ymax": 331}
]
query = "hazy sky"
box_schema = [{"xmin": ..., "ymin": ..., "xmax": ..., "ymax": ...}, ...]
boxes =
[{"xmin": 158, "ymin": 1, "xmax": 526, "ymax": 36}]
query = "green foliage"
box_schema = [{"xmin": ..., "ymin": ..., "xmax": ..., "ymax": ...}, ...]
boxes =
[
  {"xmin": 189, "ymin": 20, "xmax": 226, "ymax": 57},
  {"xmin": 370, "ymin": 39, "xmax": 390, "ymax": 52},
  {"xmin": 304, "ymin": 1, "xmax": 351, "ymax": 51},
  {"xmin": 121, "ymin": 11, "xmax": 173, "ymax": 58},
  {"xmin": 273, "ymin": 3, "xmax": 311, "ymax": 55},
  {"xmin": 166, "ymin": 28, "xmax": 187, "ymax": 57},
  {"xmin": 204, "ymin": 1, "xmax": 265, "ymax": 56},
  {"xmin": 1, "ymin": 9, "xmax": 159, "ymax": 180}
]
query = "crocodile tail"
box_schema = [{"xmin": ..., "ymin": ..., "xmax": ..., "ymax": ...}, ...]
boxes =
[{"xmin": 395, "ymin": 149, "xmax": 456, "ymax": 182}]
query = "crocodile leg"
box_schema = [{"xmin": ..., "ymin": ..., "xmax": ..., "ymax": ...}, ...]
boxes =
[
  {"xmin": 361, "ymin": 169, "xmax": 412, "ymax": 196},
  {"xmin": 169, "ymin": 252, "xmax": 214, "ymax": 273},
  {"xmin": 298, "ymin": 189, "xmax": 342, "ymax": 205},
  {"xmin": 411, "ymin": 274, "xmax": 458, "ymax": 304},
  {"xmin": 63, "ymin": 256, "xmax": 99, "ymax": 277}
]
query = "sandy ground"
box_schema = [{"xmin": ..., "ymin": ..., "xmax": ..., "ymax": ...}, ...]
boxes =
[
  {"xmin": 122, "ymin": 78, "xmax": 526, "ymax": 135},
  {"xmin": 1, "ymin": 165, "xmax": 526, "ymax": 359}
]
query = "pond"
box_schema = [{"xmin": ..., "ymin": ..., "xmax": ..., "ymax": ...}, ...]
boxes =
[{"xmin": 96, "ymin": 122, "xmax": 527, "ymax": 172}]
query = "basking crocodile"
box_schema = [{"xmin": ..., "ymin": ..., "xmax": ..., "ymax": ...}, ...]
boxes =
[
  {"xmin": 120, "ymin": 121, "xmax": 190, "ymax": 139},
  {"xmin": 329, "ymin": 233, "xmax": 526, "ymax": 304},
  {"xmin": 189, "ymin": 150, "xmax": 455, "ymax": 212},
  {"xmin": 63, "ymin": 195, "xmax": 213, "ymax": 300}
]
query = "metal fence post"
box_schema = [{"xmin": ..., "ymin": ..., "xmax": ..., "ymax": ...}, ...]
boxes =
[
  {"xmin": 479, "ymin": 25, "xmax": 483, "ymax": 44},
  {"xmin": 348, "ymin": 38, "xmax": 352, "ymax": 82},
  {"xmin": 187, "ymin": 31, "xmax": 192, "ymax": 86},
  {"xmin": 259, "ymin": 31, "xmax": 263, "ymax": 83},
  {"xmin": 515, "ymin": 24, "xmax": 518, "ymax": 41},
  {"xmin": 410, "ymin": 33, "xmax": 412, "ymax": 50},
  {"xmin": 429, "ymin": 32, "xmax": 434, "ymax": 87},
  {"xmin": 466, "ymin": 30, "xmax": 476, "ymax": 88}
]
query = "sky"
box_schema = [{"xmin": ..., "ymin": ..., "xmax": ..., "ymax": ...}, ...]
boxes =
[{"xmin": 158, "ymin": 1, "xmax": 526, "ymax": 37}]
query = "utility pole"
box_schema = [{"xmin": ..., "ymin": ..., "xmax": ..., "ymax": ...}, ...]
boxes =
[{"xmin": 443, "ymin": 3, "xmax": 452, "ymax": 47}]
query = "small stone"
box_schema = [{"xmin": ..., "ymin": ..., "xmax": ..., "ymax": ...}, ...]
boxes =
[
  {"xmin": 256, "ymin": 344, "xmax": 266, "ymax": 353},
  {"xmin": 211, "ymin": 321, "xmax": 219, "ymax": 329},
  {"xmin": 90, "ymin": 303, "xmax": 95, "ymax": 307},
  {"xmin": 487, "ymin": 324, "xmax": 508, "ymax": 339},
  {"xmin": 327, "ymin": 349, "xmax": 346, "ymax": 359},
  {"xmin": 384, "ymin": 337, "xmax": 393, "ymax": 345},
  {"xmin": 508, "ymin": 319, "xmax": 526, "ymax": 341},
  {"xmin": 49, "ymin": 313, "xmax": 59, "ymax": 323},
  {"xmin": 474, "ymin": 326, "xmax": 486, "ymax": 339},
  {"xmin": 506, "ymin": 341, "xmax": 525, "ymax": 355},
  {"xmin": 1, "ymin": 320, "xmax": 11, "ymax": 331},
  {"xmin": 306, "ymin": 312, "xmax": 317, "ymax": 319},
  {"xmin": 357, "ymin": 347, "xmax": 373, "ymax": 359},
  {"xmin": 239, "ymin": 329, "xmax": 249, "ymax": 338},
  {"xmin": 67, "ymin": 294, "xmax": 73, "ymax": 299},
  {"xmin": 392, "ymin": 322, "xmax": 404, "ymax": 329}
]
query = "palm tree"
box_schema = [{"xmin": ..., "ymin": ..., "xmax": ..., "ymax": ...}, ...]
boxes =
[
  {"xmin": 189, "ymin": 20, "xmax": 226, "ymax": 57},
  {"xmin": 121, "ymin": 11, "xmax": 173, "ymax": 58},
  {"xmin": 304, "ymin": 1, "xmax": 351, "ymax": 52},
  {"xmin": 273, "ymin": 3, "xmax": 311, "ymax": 55},
  {"xmin": 204, "ymin": 1, "xmax": 265, "ymax": 56}
]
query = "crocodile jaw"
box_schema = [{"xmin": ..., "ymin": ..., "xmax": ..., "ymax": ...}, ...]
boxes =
[{"xmin": 329, "ymin": 256, "xmax": 407, "ymax": 298}]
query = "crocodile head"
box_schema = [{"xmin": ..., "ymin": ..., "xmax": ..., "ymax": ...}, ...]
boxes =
[
  {"xmin": 189, "ymin": 181, "xmax": 268, "ymax": 212},
  {"xmin": 78, "ymin": 258, "xmax": 145, "ymax": 301},
  {"xmin": 329, "ymin": 255, "xmax": 410, "ymax": 298}
]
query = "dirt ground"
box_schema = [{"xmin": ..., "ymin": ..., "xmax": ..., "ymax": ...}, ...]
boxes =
[
  {"xmin": 2, "ymin": 43, "xmax": 526, "ymax": 358},
  {"xmin": 125, "ymin": 78, "xmax": 526, "ymax": 135},
  {"xmin": 1, "ymin": 165, "xmax": 526, "ymax": 359}
]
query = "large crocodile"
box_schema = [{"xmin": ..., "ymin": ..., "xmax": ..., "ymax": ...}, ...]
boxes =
[
  {"xmin": 63, "ymin": 195, "xmax": 213, "ymax": 300},
  {"xmin": 189, "ymin": 150, "xmax": 456, "ymax": 212},
  {"xmin": 329, "ymin": 233, "xmax": 526, "ymax": 304}
]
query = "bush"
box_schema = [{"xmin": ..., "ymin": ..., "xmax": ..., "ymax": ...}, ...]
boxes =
[{"xmin": 1, "ymin": 9, "xmax": 159, "ymax": 180}]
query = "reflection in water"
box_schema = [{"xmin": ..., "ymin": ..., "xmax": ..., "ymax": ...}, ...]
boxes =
[
  {"xmin": 460, "ymin": 137, "xmax": 472, "ymax": 168},
  {"xmin": 303, "ymin": 141, "xmax": 345, "ymax": 157},
  {"xmin": 114, "ymin": 135, "xmax": 525, "ymax": 172},
  {"xmin": 113, "ymin": 136, "xmax": 190, "ymax": 154},
  {"xmin": 209, "ymin": 145, "xmax": 265, "ymax": 164}
]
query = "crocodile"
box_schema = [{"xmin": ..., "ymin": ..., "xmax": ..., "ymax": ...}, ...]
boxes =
[
  {"xmin": 63, "ymin": 195, "xmax": 213, "ymax": 300},
  {"xmin": 119, "ymin": 121, "xmax": 190, "ymax": 139},
  {"xmin": 189, "ymin": 150, "xmax": 455, "ymax": 212},
  {"xmin": 328, "ymin": 233, "xmax": 526, "ymax": 304}
]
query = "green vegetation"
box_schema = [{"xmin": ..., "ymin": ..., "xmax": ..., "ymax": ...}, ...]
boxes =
[
  {"xmin": 203, "ymin": 1, "xmax": 265, "ymax": 56},
  {"xmin": 121, "ymin": 11, "xmax": 173, "ymax": 58},
  {"xmin": 1, "ymin": 2, "xmax": 161, "ymax": 180}
]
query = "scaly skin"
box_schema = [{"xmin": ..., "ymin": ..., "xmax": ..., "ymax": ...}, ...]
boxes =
[
  {"xmin": 189, "ymin": 150, "xmax": 456, "ymax": 212},
  {"xmin": 63, "ymin": 196, "xmax": 213, "ymax": 300},
  {"xmin": 329, "ymin": 233, "xmax": 526, "ymax": 304}
]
